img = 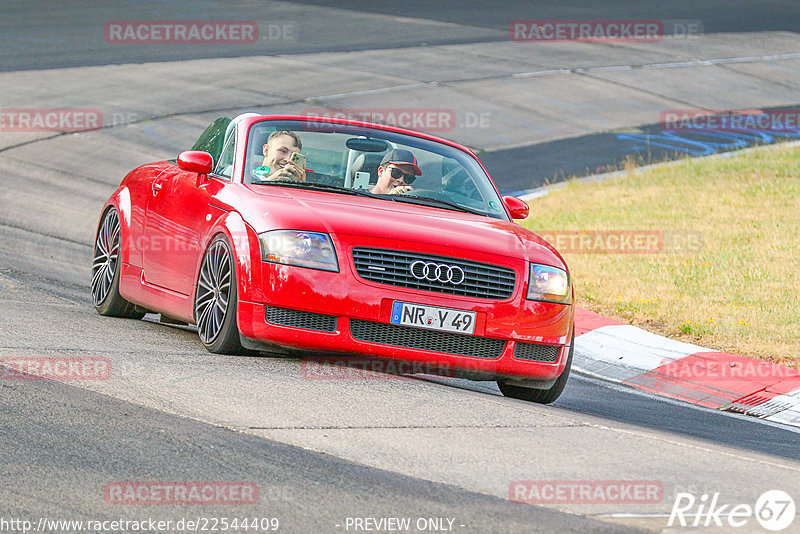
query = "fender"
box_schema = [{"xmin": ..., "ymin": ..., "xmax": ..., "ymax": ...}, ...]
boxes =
[
  {"xmin": 97, "ymin": 187, "xmax": 131, "ymax": 264},
  {"xmin": 97, "ymin": 187, "xmax": 148, "ymax": 311},
  {"xmin": 190, "ymin": 210, "xmax": 263, "ymax": 323}
]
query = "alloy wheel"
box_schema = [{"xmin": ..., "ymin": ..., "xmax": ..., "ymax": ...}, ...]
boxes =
[{"xmin": 195, "ymin": 240, "xmax": 233, "ymax": 344}]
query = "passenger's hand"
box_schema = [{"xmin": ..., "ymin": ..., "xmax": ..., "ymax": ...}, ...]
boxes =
[
  {"xmin": 389, "ymin": 185, "xmax": 413, "ymax": 195},
  {"xmin": 267, "ymin": 160, "xmax": 306, "ymax": 182}
]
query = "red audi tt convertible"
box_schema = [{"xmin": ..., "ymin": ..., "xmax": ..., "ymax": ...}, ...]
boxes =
[{"xmin": 92, "ymin": 114, "xmax": 574, "ymax": 403}]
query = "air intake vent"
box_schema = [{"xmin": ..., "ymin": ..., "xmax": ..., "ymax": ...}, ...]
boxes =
[
  {"xmin": 513, "ymin": 342, "xmax": 560, "ymax": 362},
  {"xmin": 265, "ymin": 306, "xmax": 337, "ymax": 332},
  {"xmin": 350, "ymin": 319, "xmax": 505, "ymax": 359},
  {"xmin": 352, "ymin": 248, "xmax": 516, "ymax": 300}
]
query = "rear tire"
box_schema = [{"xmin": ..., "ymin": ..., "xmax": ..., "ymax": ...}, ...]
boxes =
[
  {"xmin": 497, "ymin": 330, "xmax": 574, "ymax": 404},
  {"xmin": 194, "ymin": 235, "xmax": 246, "ymax": 354},
  {"xmin": 91, "ymin": 208, "xmax": 145, "ymax": 319}
]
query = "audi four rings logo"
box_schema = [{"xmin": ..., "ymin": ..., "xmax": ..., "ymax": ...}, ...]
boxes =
[{"xmin": 410, "ymin": 260, "xmax": 466, "ymax": 285}]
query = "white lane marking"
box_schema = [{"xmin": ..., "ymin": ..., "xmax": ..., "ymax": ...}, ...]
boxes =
[
  {"xmin": 513, "ymin": 51, "xmax": 800, "ymax": 78},
  {"xmin": 314, "ymin": 82, "xmax": 432, "ymax": 100},
  {"xmin": 306, "ymin": 51, "xmax": 800, "ymax": 101},
  {"xmin": 583, "ymin": 420, "xmax": 800, "ymax": 470},
  {"xmin": 575, "ymin": 324, "xmax": 708, "ymax": 373}
]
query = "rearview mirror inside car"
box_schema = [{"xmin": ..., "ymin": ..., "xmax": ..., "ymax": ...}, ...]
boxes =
[{"xmin": 345, "ymin": 137, "xmax": 390, "ymax": 152}]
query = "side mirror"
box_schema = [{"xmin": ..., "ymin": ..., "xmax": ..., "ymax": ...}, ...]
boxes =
[
  {"xmin": 502, "ymin": 196, "xmax": 529, "ymax": 220},
  {"xmin": 177, "ymin": 150, "xmax": 213, "ymax": 174}
]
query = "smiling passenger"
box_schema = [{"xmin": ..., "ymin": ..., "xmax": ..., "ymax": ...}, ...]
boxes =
[{"xmin": 370, "ymin": 149, "xmax": 421, "ymax": 195}]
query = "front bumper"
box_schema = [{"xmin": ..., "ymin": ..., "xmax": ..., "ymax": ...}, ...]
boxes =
[
  {"xmin": 237, "ymin": 236, "xmax": 573, "ymax": 380},
  {"xmin": 239, "ymin": 301, "xmax": 570, "ymax": 380}
]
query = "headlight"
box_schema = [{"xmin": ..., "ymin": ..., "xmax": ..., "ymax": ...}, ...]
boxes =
[
  {"xmin": 258, "ymin": 230, "xmax": 339, "ymax": 272},
  {"xmin": 526, "ymin": 263, "xmax": 571, "ymax": 304}
]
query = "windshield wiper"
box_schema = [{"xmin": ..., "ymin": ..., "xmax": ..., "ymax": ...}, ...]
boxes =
[
  {"xmin": 387, "ymin": 194, "xmax": 486, "ymax": 216},
  {"xmin": 252, "ymin": 179, "xmax": 376, "ymax": 199}
]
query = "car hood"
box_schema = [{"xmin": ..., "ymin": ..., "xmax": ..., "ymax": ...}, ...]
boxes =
[{"xmin": 240, "ymin": 187, "xmax": 567, "ymax": 269}]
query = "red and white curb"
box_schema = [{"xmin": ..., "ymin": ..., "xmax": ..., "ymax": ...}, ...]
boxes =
[{"xmin": 573, "ymin": 308, "xmax": 800, "ymax": 428}]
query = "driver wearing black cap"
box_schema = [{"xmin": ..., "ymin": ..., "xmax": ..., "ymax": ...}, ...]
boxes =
[{"xmin": 370, "ymin": 149, "xmax": 422, "ymax": 195}]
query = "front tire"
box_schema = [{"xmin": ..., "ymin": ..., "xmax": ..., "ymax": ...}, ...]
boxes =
[
  {"xmin": 91, "ymin": 208, "xmax": 144, "ymax": 319},
  {"xmin": 497, "ymin": 331, "xmax": 574, "ymax": 404},
  {"xmin": 194, "ymin": 235, "xmax": 245, "ymax": 354}
]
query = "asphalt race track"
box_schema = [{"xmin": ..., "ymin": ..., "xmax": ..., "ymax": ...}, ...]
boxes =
[{"xmin": 1, "ymin": 2, "xmax": 799, "ymax": 533}]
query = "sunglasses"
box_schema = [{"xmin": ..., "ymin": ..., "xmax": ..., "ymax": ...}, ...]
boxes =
[{"xmin": 387, "ymin": 165, "xmax": 416, "ymax": 184}]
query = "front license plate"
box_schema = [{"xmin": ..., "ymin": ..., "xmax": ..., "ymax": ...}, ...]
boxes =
[{"xmin": 390, "ymin": 301, "xmax": 476, "ymax": 335}]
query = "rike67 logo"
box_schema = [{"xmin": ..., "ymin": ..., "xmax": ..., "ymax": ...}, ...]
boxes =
[{"xmin": 669, "ymin": 490, "xmax": 795, "ymax": 531}]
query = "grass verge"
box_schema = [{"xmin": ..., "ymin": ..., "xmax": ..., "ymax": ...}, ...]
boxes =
[{"xmin": 521, "ymin": 143, "xmax": 799, "ymax": 368}]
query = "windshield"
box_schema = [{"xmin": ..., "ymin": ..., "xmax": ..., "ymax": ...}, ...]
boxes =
[{"xmin": 244, "ymin": 119, "xmax": 508, "ymax": 220}]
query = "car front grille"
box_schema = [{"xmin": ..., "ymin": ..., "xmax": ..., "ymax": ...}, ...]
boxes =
[
  {"xmin": 349, "ymin": 319, "xmax": 506, "ymax": 359},
  {"xmin": 265, "ymin": 305, "xmax": 337, "ymax": 333},
  {"xmin": 352, "ymin": 248, "xmax": 516, "ymax": 300},
  {"xmin": 513, "ymin": 342, "xmax": 560, "ymax": 362}
]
